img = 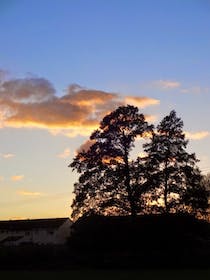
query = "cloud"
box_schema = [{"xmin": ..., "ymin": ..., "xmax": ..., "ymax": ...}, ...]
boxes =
[
  {"xmin": 153, "ymin": 80, "xmax": 181, "ymax": 89},
  {"xmin": 185, "ymin": 131, "xmax": 210, "ymax": 140},
  {"xmin": 1, "ymin": 153, "xmax": 15, "ymax": 159},
  {"xmin": 0, "ymin": 176, "xmax": 4, "ymax": 181},
  {"xmin": 11, "ymin": 175, "xmax": 24, "ymax": 181},
  {"xmin": 144, "ymin": 114, "xmax": 158, "ymax": 123},
  {"xmin": 17, "ymin": 190, "xmax": 43, "ymax": 196},
  {"xmin": 0, "ymin": 73, "xmax": 160, "ymax": 137},
  {"xmin": 0, "ymin": 70, "xmax": 8, "ymax": 84},
  {"xmin": 180, "ymin": 86, "xmax": 210, "ymax": 94},
  {"xmin": 124, "ymin": 96, "xmax": 160, "ymax": 108},
  {"xmin": 57, "ymin": 148, "xmax": 71, "ymax": 158}
]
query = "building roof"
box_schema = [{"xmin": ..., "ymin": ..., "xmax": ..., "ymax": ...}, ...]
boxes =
[
  {"xmin": 0, "ymin": 235, "xmax": 23, "ymax": 243},
  {"xmin": 0, "ymin": 218, "xmax": 70, "ymax": 231}
]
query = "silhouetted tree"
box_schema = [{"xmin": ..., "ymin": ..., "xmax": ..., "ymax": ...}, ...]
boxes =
[
  {"xmin": 202, "ymin": 173, "xmax": 210, "ymax": 197},
  {"xmin": 70, "ymin": 105, "xmax": 152, "ymax": 220},
  {"xmin": 182, "ymin": 167, "xmax": 209, "ymax": 216},
  {"xmin": 143, "ymin": 110, "xmax": 208, "ymax": 214}
]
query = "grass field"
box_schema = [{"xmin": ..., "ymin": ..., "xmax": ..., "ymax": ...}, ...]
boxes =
[{"xmin": 0, "ymin": 269, "xmax": 210, "ymax": 280}]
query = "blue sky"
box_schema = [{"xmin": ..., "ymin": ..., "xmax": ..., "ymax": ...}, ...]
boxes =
[{"xmin": 0, "ymin": 0, "xmax": 210, "ymax": 219}]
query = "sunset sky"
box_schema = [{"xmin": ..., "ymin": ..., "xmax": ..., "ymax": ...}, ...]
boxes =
[{"xmin": 0, "ymin": 0, "xmax": 210, "ymax": 220}]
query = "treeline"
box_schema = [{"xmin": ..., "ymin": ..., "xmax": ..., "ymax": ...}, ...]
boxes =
[{"xmin": 70, "ymin": 105, "xmax": 209, "ymax": 220}]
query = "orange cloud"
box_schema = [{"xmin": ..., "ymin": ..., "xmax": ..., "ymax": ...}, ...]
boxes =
[
  {"xmin": 0, "ymin": 176, "xmax": 4, "ymax": 181},
  {"xmin": 11, "ymin": 175, "xmax": 24, "ymax": 181},
  {"xmin": 185, "ymin": 131, "xmax": 210, "ymax": 140},
  {"xmin": 57, "ymin": 148, "xmax": 71, "ymax": 158},
  {"xmin": 145, "ymin": 114, "xmax": 158, "ymax": 123},
  {"xmin": 125, "ymin": 96, "xmax": 160, "ymax": 108},
  {"xmin": 0, "ymin": 74, "xmax": 160, "ymax": 137}
]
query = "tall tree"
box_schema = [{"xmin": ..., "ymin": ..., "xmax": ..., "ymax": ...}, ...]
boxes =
[
  {"xmin": 143, "ymin": 110, "xmax": 208, "ymax": 214},
  {"xmin": 70, "ymin": 105, "xmax": 152, "ymax": 220},
  {"xmin": 182, "ymin": 167, "xmax": 209, "ymax": 216}
]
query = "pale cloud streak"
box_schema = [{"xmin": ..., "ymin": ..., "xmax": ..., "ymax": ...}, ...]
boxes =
[
  {"xmin": 153, "ymin": 80, "xmax": 181, "ymax": 89},
  {"xmin": 185, "ymin": 131, "xmax": 210, "ymax": 140},
  {"xmin": 180, "ymin": 86, "xmax": 210, "ymax": 94},
  {"xmin": 11, "ymin": 175, "xmax": 24, "ymax": 181},
  {"xmin": 1, "ymin": 153, "xmax": 15, "ymax": 159},
  {"xmin": 57, "ymin": 148, "xmax": 71, "ymax": 158},
  {"xmin": 17, "ymin": 190, "xmax": 43, "ymax": 196},
  {"xmin": 0, "ymin": 73, "xmax": 160, "ymax": 137}
]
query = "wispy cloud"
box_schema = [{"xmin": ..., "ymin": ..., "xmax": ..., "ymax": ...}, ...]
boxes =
[
  {"xmin": 57, "ymin": 148, "xmax": 71, "ymax": 158},
  {"xmin": 185, "ymin": 131, "xmax": 210, "ymax": 140},
  {"xmin": 0, "ymin": 72, "xmax": 160, "ymax": 137},
  {"xmin": 1, "ymin": 153, "xmax": 15, "ymax": 159},
  {"xmin": 180, "ymin": 86, "xmax": 210, "ymax": 94},
  {"xmin": 11, "ymin": 175, "xmax": 24, "ymax": 181},
  {"xmin": 153, "ymin": 80, "xmax": 181, "ymax": 89},
  {"xmin": 17, "ymin": 190, "xmax": 43, "ymax": 196}
]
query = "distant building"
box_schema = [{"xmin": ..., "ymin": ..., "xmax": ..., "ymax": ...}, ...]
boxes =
[{"xmin": 0, "ymin": 218, "xmax": 72, "ymax": 246}]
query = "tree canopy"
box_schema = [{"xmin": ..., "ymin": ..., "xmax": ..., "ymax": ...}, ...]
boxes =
[
  {"xmin": 70, "ymin": 105, "xmax": 152, "ymax": 219},
  {"xmin": 143, "ymin": 110, "xmax": 208, "ymax": 214},
  {"xmin": 69, "ymin": 106, "xmax": 209, "ymax": 220}
]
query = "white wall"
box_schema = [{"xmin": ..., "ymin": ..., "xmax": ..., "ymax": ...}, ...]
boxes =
[{"xmin": 0, "ymin": 218, "xmax": 73, "ymax": 245}]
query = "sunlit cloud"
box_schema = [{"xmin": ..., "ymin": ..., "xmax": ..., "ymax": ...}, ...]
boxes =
[
  {"xmin": 1, "ymin": 153, "xmax": 15, "ymax": 159},
  {"xmin": 153, "ymin": 80, "xmax": 181, "ymax": 89},
  {"xmin": 0, "ymin": 72, "xmax": 160, "ymax": 137},
  {"xmin": 17, "ymin": 190, "xmax": 43, "ymax": 196},
  {"xmin": 0, "ymin": 176, "xmax": 4, "ymax": 182},
  {"xmin": 57, "ymin": 148, "xmax": 71, "ymax": 158},
  {"xmin": 124, "ymin": 96, "xmax": 160, "ymax": 108},
  {"xmin": 185, "ymin": 131, "xmax": 210, "ymax": 140},
  {"xmin": 145, "ymin": 114, "xmax": 158, "ymax": 123},
  {"xmin": 11, "ymin": 175, "xmax": 24, "ymax": 181}
]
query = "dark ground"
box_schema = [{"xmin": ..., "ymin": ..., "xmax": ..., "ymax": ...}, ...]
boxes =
[
  {"xmin": 0, "ymin": 269, "xmax": 210, "ymax": 280},
  {"xmin": 0, "ymin": 213, "xmax": 209, "ymax": 271}
]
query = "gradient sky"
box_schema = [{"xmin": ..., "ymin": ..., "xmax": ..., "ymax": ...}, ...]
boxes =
[{"xmin": 0, "ymin": 0, "xmax": 210, "ymax": 220}]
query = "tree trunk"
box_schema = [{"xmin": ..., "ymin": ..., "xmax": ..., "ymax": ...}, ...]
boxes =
[
  {"xmin": 164, "ymin": 158, "xmax": 169, "ymax": 214},
  {"xmin": 124, "ymin": 147, "xmax": 136, "ymax": 217}
]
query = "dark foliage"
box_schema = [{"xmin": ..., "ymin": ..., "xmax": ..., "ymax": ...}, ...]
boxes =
[
  {"xmin": 70, "ymin": 105, "xmax": 152, "ymax": 219},
  {"xmin": 70, "ymin": 107, "xmax": 209, "ymax": 220},
  {"xmin": 143, "ymin": 110, "xmax": 208, "ymax": 214}
]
